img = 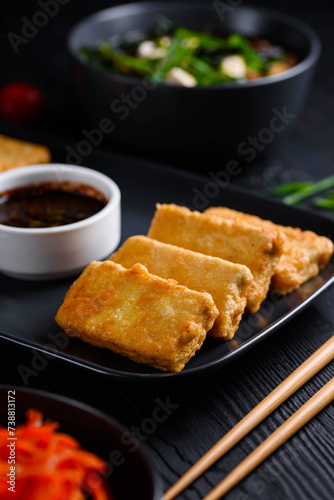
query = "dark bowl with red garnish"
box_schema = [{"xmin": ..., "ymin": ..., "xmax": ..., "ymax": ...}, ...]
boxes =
[
  {"xmin": 0, "ymin": 386, "xmax": 162, "ymax": 500},
  {"xmin": 68, "ymin": 1, "xmax": 320, "ymax": 168}
]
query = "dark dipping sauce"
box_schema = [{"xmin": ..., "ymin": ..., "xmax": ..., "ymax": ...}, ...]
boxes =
[{"xmin": 0, "ymin": 181, "xmax": 108, "ymax": 228}]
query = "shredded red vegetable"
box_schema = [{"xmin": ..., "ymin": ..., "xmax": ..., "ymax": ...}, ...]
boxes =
[{"xmin": 0, "ymin": 409, "xmax": 113, "ymax": 500}]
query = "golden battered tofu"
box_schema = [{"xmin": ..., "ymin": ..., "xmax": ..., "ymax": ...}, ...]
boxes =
[
  {"xmin": 205, "ymin": 206, "xmax": 334, "ymax": 295},
  {"xmin": 55, "ymin": 261, "xmax": 218, "ymax": 372},
  {"xmin": 110, "ymin": 235, "xmax": 253, "ymax": 340},
  {"xmin": 0, "ymin": 134, "xmax": 51, "ymax": 171},
  {"xmin": 148, "ymin": 204, "xmax": 285, "ymax": 313}
]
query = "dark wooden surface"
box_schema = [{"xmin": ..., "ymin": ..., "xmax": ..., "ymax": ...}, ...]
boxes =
[{"xmin": 1, "ymin": 1, "xmax": 334, "ymax": 499}]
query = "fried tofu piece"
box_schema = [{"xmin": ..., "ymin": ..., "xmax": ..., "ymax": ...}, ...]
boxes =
[
  {"xmin": 0, "ymin": 134, "xmax": 51, "ymax": 171},
  {"xmin": 148, "ymin": 204, "xmax": 285, "ymax": 313},
  {"xmin": 205, "ymin": 206, "xmax": 334, "ymax": 295},
  {"xmin": 55, "ymin": 261, "xmax": 218, "ymax": 372},
  {"xmin": 110, "ymin": 235, "xmax": 253, "ymax": 340}
]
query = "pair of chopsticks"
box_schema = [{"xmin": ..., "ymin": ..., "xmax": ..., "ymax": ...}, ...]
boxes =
[{"xmin": 163, "ymin": 336, "xmax": 334, "ymax": 500}]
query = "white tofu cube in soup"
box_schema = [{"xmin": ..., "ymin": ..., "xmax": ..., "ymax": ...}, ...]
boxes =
[
  {"xmin": 136, "ymin": 40, "xmax": 166, "ymax": 60},
  {"xmin": 220, "ymin": 55, "xmax": 247, "ymax": 78},
  {"xmin": 164, "ymin": 67, "xmax": 197, "ymax": 87}
]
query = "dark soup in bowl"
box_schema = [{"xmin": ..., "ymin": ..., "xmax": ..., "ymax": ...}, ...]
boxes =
[{"xmin": 79, "ymin": 24, "xmax": 299, "ymax": 86}]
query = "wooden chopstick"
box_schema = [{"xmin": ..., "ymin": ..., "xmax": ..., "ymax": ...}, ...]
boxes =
[
  {"xmin": 162, "ymin": 336, "xmax": 334, "ymax": 500},
  {"xmin": 203, "ymin": 376, "xmax": 334, "ymax": 500}
]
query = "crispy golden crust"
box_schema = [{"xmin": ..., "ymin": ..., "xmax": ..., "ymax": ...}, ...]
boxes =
[
  {"xmin": 110, "ymin": 236, "xmax": 253, "ymax": 340},
  {"xmin": 0, "ymin": 134, "xmax": 51, "ymax": 171},
  {"xmin": 147, "ymin": 204, "xmax": 285, "ymax": 313},
  {"xmin": 205, "ymin": 206, "xmax": 334, "ymax": 295},
  {"xmin": 55, "ymin": 261, "xmax": 218, "ymax": 372}
]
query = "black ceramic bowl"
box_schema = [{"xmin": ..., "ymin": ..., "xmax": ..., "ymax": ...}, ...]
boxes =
[
  {"xmin": 68, "ymin": 1, "xmax": 320, "ymax": 167},
  {"xmin": 0, "ymin": 386, "xmax": 162, "ymax": 500}
]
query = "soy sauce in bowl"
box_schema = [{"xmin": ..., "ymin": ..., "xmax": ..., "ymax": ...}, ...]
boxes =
[{"xmin": 0, "ymin": 181, "xmax": 108, "ymax": 229}]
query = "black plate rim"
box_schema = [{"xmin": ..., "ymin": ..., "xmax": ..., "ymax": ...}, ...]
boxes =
[{"xmin": 1, "ymin": 271, "xmax": 334, "ymax": 382}]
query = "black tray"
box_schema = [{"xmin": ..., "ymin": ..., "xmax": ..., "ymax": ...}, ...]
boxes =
[{"xmin": 1, "ymin": 129, "xmax": 334, "ymax": 381}]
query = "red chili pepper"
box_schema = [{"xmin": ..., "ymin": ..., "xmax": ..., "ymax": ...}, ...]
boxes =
[{"xmin": 0, "ymin": 82, "xmax": 47, "ymax": 125}]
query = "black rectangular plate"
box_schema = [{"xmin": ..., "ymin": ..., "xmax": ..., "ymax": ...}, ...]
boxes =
[{"xmin": 1, "ymin": 129, "xmax": 334, "ymax": 381}]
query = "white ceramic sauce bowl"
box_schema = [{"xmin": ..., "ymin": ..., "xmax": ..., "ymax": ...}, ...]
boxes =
[{"xmin": 0, "ymin": 164, "xmax": 121, "ymax": 280}]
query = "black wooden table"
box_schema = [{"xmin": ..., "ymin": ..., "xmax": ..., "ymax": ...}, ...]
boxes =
[{"xmin": 1, "ymin": 0, "xmax": 334, "ymax": 499}]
